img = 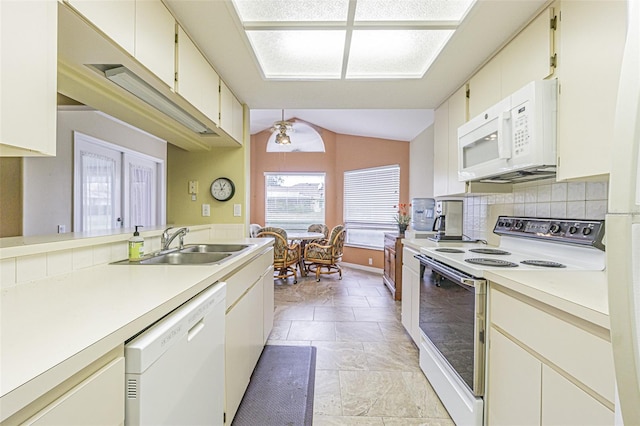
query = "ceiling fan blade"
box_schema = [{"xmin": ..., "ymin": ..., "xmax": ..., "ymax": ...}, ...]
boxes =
[{"xmin": 289, "ymin": 117, "xmax": 323, "ymax": 133}]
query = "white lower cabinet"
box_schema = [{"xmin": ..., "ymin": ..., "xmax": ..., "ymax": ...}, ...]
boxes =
[
  {"xmin": 224, "ymin": 248, "xmax": 274, "ymax": 424},
  {"xmin": 24, "ymin": 356, "xmax": 125, "ymax": 425},
  {"xmin": 487, "ymin": 327, "xmax": 542, "ymax": 426},
  {"xmin": 401, "ymin": 247, "xmax": 421, "ymax": 345},
  {"xmin": 487, "ymin": 286, "xmax": 614, "ymax": 425}
]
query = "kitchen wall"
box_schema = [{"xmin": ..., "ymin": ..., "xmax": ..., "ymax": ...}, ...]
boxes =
[
  {"xmin": 251, "ymin": 126, "xmax": 410, "ymax": 269},
  {"xmin": 167, "ymin": 143, "xmax": 247, "ymax": 226},
  {"xmin": 409, "ymin": 124, "xmax": 435, "ymax": 200},
  {"xmin": 463, "ymin": 177, "xmax": 609, "ymax": 243},
  {"xmin": 22, "ymin": 109, "xmax": 167, "ymax": 236},
  {"xmin": 0, "ymin": 158, "xmax": 22, "ymax": 237}
]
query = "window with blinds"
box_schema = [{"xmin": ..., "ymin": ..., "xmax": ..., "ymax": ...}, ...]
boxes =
[
  {"xmin": 265, "ymin": 173, "xmax": 325, "ymax": 232},
  {"xmin": 344, "ymin": 165, "xmax": 400, "ymax": 249}
]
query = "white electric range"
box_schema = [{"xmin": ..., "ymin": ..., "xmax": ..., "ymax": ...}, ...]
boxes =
[{"xmin": 414, "ymin": 216, "xmax": 606, "ymax": 426}]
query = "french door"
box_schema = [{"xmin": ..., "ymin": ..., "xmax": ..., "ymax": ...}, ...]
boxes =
[{"xmin": 74, "ymin": 132, "xmax": 162, "ymax": 232}]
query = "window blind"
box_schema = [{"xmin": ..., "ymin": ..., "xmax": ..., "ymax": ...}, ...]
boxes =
[{"xmin": 344, "ymin": 165, "xmax": 400, "ymax": 226}]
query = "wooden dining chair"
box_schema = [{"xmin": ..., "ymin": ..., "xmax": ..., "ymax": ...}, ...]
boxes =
[
  {"xmin": 256, "ymin": 226, "xmax": 301, "ymax": 283},
  {"xmin": 303, "ymin": 225, "xmax": 345, "ymax": 282}
]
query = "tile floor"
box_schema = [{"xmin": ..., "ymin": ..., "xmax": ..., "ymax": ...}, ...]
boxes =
[{"xmin": 267, "ymin": 266, "xmax": 455, "ymax": 425}]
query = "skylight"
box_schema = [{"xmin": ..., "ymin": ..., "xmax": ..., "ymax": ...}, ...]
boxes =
[{"xmin": 230, "ymin": 0, "xmax": 476, "ymax": 80}]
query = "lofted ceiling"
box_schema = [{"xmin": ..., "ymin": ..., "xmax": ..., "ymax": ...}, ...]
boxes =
[{"xmin": 164, "ymin": 0, "xmax": 549, "ymax": 141}]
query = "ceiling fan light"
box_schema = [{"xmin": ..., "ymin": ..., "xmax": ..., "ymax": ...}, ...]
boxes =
[{"xmin": 276, "ymin": 132, "xmax": 291, "ymax": 145}]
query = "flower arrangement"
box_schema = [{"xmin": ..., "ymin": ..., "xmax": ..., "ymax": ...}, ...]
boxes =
[{"xmin": 394, "ymin": 203, "xmax": 411, "ymax": 225}]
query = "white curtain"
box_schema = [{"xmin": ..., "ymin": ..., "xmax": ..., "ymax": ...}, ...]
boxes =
[
  {"xmin": 80, "ymin": 150, "xmax": 117, "ymax": 232},
  {"xmin": 129, "ymin": 163, "xmax": 154, "ymax": 227}
]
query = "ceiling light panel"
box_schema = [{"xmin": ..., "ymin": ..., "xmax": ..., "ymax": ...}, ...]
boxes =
[
  {"xmin": 347, "ymin": 30, "xmax": 453, "ymax": 78},
  {"xmin": 246, "ymin": 30, "xmax": 345, "ymax": 78},
  {"xmin": 354, "ymin": 0, "xmax": 476, "ymax": 21},
  {"xmin": 232, "ymin": 0, "xmax": 349, "ymax": 22}
]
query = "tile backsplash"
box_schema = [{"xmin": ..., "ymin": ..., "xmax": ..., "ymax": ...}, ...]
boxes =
[{"xmin": 463, "ymin": 178, "xmax": 609, "ymax": 241}]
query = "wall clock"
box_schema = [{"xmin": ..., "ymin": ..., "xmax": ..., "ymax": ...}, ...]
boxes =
[{"xmin": 210, "ymin": 177, "xmax": 235, "ymax": 201}]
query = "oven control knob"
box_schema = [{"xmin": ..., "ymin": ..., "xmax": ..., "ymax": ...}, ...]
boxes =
[
  {"xmin": 498, "ymin": 221, "xmax": 505, "ymax": 227},
  {"xmin": 549, "ymin": 224, "xmax": 561, "ymax": 234},
  {"xmin": 569, "ymin": 226, "xmax": 578, "ymax": 234},
  {"xmin": 583, "ymin": 227, "xmax": 592, "ymax": 236},
  {"xmin": 514, "ymin": 221, "xmax": 524, "ymax": 230}
]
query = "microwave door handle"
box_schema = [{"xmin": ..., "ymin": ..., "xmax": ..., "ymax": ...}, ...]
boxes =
[{"xmin": 498, "ymin": 111, "xmax": 512, "ymax": 159}]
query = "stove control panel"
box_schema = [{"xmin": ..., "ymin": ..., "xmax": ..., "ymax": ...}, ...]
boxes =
[{"xmin": 493, "ymin": 216, "xmax": 605, "ymax": 249}]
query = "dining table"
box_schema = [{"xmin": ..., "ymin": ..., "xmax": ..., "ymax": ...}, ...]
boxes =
[{"xmin": 287, "ymin": 231, "xmax": 325, "ymax": 277}]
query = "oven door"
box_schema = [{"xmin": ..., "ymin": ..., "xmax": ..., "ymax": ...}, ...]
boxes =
[{"xmin": 416, "ymin": 254, "xmax": 487, "ymax": 396}]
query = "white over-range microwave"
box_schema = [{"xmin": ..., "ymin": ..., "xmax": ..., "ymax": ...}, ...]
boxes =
[{"xmin": 457, "ymin": 79, "xmax": 557, "ymax": 183}]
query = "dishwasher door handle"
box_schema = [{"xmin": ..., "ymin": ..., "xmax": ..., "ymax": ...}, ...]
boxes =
[{"xmin": 188, "ymin": 319, "xmax": 206, "ymax": 341}]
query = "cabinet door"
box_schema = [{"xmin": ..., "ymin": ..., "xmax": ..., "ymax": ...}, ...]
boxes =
[
  {"xmin": 447, "ymin": 86, "xmax": 467, "ymax": 195},
  {"xmin": 135, "ymin": 0, "xmax": 175, "ymax": 88},
  {"xmin": 487, "ymin": 327, "xmax": 541, "ymax": 426},
  {"xmin": 401, "ymin": 264, "xmax": 420, "ymax": 345},
  {"xmin": 541, "ymin": 365, "xmax": 614, "ymax": 425},
  {"xmin": 263, "ymin": 267, "xmax": 275, "ymax": 343},
  {"xmin": 220, "ymin": 81, "xmax": 244, "ymax": 143},
  {"xmin": 176, "ymin": 26, "xmax": 220, "ymax": 125},
  {"xmin": 433, "ymin": 101, "xmax": 449, "ymax": 197},
  {"xmin": 67, "ymin": 0, "xmax": 135, "ymax": 54},
  {"xmin": 468, "ymin": 58, "xmax": 501, "ymax": 119},
  {"xmin": 0, "ymin": 0, "xmax": 56, "ymax": 156},
  {"xmin": 500, "ymin": 8, "xmax": 554, "ymax": 96},
  {"xmin": 25, "ymin": 357, "xmax": 125, "ymax": 425},
  {"xmin": 225, "ymin": 280, "xmax": 264, "ymax": 423},
  {"xmin": 556, "ymin": 0, "xmax": 626, "ymax": 180}
]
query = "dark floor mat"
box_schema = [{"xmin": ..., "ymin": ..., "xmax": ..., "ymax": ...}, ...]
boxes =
[{"xmin": 232, "ymin": 345, "xmax": 317, "ymax": 426}]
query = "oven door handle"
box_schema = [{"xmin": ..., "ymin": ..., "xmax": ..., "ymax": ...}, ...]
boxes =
[{"xmin": 415, "ymin": 254, "xmax": 486, "ymax": 289}]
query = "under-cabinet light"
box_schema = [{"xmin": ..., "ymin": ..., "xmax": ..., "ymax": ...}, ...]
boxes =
[{"xmin": 104, "ymin": 66, "xmax": 214, "ymax": 134}]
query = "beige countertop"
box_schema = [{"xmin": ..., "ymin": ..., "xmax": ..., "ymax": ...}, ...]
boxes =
[
  {"xmin": 0, "ymin": 237, "xmax": 272, "ymax": 421},
  {"xmin": 402, "ymin": 237, "xmax": 609, "ymax": 329}
]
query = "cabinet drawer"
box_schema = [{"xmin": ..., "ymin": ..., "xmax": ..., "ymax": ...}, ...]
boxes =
[
  {"xmin": 402, "ymin": 247, "xmax": 420, "ymax": 274},
  {"xmin": 490, "ymin": 288, "xmax": 614, "ymax": 404},
  {"xmin": 24, "ymin": 357, "xmax": 125, "ymax": 425},
  {"xmin": 225, "ymin": 248, "xmax": 273, "ymax": 308}
]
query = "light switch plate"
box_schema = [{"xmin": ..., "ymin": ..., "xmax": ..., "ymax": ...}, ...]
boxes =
[
  {"xmin": 188, "ymin": 180, "xmax": 199, "ymax": 194},
  {"xmin": 202, "ymin": 204, "xmax": 211, "ymax": 217},
  {"xmin": 233, "ymin": 204, "xmax": 241, "ymax": 217}
]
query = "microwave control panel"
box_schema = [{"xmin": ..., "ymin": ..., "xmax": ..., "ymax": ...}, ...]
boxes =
[{"xmin": 512, "ymin": 101, "xmax": 531, "ymax": 157}]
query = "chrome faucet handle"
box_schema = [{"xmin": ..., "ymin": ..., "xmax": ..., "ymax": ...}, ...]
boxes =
[{"xmin": 161, "ymin": 227, "xmax": 174, "ymax": 245}]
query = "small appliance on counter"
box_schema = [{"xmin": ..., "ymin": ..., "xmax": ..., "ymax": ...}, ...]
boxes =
[
  {"xmin": 430, "ymin": 200, "xmax": 463, "ymax": 241},
  {"xmin": 408, "ymin": 198, "xmax": 436, "ymax": 238}
]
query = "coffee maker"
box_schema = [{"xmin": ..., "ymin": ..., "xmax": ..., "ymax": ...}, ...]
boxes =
[{"xmin": 430, "ymin": 200, "xmax": 463, "ymax": 241}]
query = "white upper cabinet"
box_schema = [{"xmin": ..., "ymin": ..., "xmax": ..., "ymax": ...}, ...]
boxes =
[
  {"xmin": 134, "ymin": 0, "xmax": 175, "ymax": 89},
  {"xmin": 176, "ymin": 26, "xmax": 220, "ymax": 126},
  {"xmin": 66, "ymin": 0, "xmax": 135, "ymax": 55},
  {"xmin": 555, "ymin": 0, "xmax": 626, "ymax": 181},
  {"xmin": 220, "ymin": 81, "xmax": 244, "ymax": 144},
  {"xmin": 468, "ymin": 7, "xmax": 555, "ymax": 118},
  {"xmin": 433, "ymin": 86, "xmax": 466, "ymax": 197},
  {"xmin": 0, "ymin": 0, "xmax": 57, "ymax": 156}
]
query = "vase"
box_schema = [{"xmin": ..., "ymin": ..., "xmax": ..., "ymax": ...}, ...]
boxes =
[{"xmin": 398, "ymin": 224, "xmax": 408, "ymax": 235}]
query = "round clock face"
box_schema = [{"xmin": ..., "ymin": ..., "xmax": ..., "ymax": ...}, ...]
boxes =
[{"xmin": 210, "ymin": 177, "xmax": 235, "ymax": 201}]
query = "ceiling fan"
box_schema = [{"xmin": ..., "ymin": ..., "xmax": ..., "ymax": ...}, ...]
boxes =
[{"xmin": 271, "ymin": 110, "xmax": 293, "ymax": 145}]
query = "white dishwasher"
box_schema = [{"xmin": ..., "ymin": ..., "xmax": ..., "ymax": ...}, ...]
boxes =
[{"xmin": 124, "ymin": 282, "xmax": 226, "ymax": 426}]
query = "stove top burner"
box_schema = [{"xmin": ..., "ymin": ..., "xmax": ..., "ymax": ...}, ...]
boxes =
[
  {"xmin": 435, "ymin": 248, "xmax": 466, "ymax": 253},
  {"xmin": 469, "ymin": 248, "xmax": 511, "ymax": 255},
  {"xmin": 465, "ymin": 258, "xmax": 519, "ymax": 267},
  {"xmin": 521, "ymin": 260, "xmax": 567, "ymax": 268}
]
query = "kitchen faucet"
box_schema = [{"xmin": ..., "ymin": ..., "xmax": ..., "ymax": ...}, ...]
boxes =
[{"xmin": 161, "ymin": 227, "xmax": 189, "ymax": 251}]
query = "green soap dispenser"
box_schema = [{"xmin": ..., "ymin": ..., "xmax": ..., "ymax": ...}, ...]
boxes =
[{"xmin": 128, "ymin": 226, "xmax": 144, "ymax": 261}]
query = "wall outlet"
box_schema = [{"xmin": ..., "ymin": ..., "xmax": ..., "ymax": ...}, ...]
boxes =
[
  {"xmin": 58, "ymin": 225, "xmax": 66, "ymax": 234},
  {"xmin": 233, "ymin": 204, "xmax": 241, "ymax": 217},
  {"xmin": 368, "ymin": 258, "xmax": 373, "ymax": 265},
  {"xmin": 188, "ymin": 180, "xmax": 198, "ymax": 194},
  {"xmin": 202, "ymin": 204, "xmax": 211, "ymax": 217}
]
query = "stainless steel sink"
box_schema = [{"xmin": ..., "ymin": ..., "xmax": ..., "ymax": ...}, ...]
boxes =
[
  {"xmin": 140, "ymin": 252, "xmax": 232, "ymax": 265},
  {"xmin": 180, "ymin": 244, "xmax": 252, "ymax": 253},
  {"xmin": 111, "ymin": 243, "xmax": 255, "ymax": 265}
]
